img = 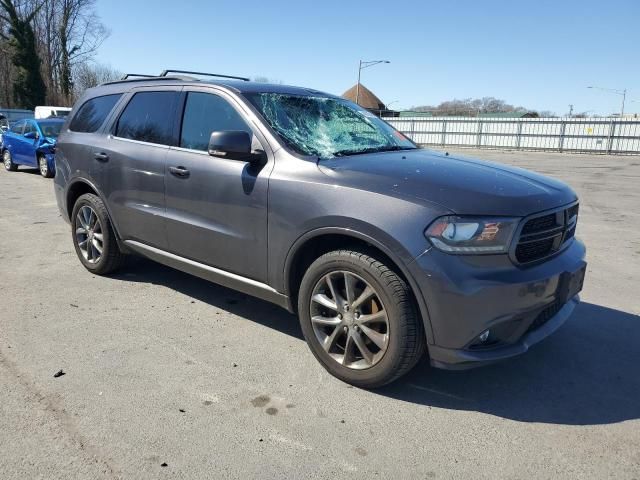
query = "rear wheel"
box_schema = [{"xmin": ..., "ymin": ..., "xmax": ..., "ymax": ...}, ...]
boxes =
[
  {"xmin": 298, "ymin": 249, "xmax": 425, "ymax": 388},
  {"xmin": 3, "ymin": 150, "xmax": 17, "ymax": 171},
  {"xmin": 71, "ymin": 193, "xmax": 125, "ymax": 275},
  {"xmin": 38, "ymin": 155, "xmax": 53, "ymax": 178}
]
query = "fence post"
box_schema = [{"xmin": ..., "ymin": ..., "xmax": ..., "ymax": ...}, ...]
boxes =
[
  {"xmin": 476, "ymin": 120, "xmax": 483, "ymax": 148},
  {"xmin": 607, "ymin": 119, "xmax": 616, "ymax": 154},
  {"xmin": 441, "ymin": 120, "xmax": 447, "ymax": 146},
  {"xmin": 558, "ymin": 120, "xmax": 567, "ymax": 152},
  {"xmin": 516, "ymin": 121, "xmax": 523, "ymax": 149}
]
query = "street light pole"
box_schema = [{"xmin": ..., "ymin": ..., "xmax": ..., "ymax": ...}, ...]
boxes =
[
  {"xmin": 356, "ymin": 60, "xmax": 362, "ymax": 106},
  {"xmin": 587, "ymin": 86, "xmax": 628, "ymax": 117},
  {"xmin": 355, "ymin": 59, "xmax": 390, "ymax": 106}
]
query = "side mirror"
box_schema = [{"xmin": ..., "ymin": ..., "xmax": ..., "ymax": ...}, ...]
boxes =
[
  {"xmin": 208, "ymin": 130, "xmax": 256, "ymax": 161},
  {"xmin": 24, "ymin": 131, "xmax": 38, "ymax": 140}
]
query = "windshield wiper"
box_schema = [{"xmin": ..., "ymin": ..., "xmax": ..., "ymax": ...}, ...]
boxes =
[{"xmin": 331, "ymin": 145, "xmax": 416, "ymax": 158}]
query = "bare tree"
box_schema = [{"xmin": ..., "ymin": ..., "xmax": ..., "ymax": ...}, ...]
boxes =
[
  {"xmin": 73, "ymin": 61, "xmax": 120, "ymax": 98},
  {"xmin": 0, "ymin": 0, "xmax": 47, "ymax": 109},
  {"xmin": 56, "ymin": 0, "xmax": 109, "ymax": 98},
  {"xmin": 2, "ymin": 0, "xmax": 109, "ymax": 107},
  {"xmin": 412, "ymin": 97, "xmax": 532, "ymax": 117}
]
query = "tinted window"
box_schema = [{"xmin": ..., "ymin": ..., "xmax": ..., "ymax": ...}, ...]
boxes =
[
  {"xmin": 38, "ymin": 121, "xmax": 63, "ymax": 138},
  {"xmin": 116, "ymin": 91, "xmax": 178, "ymax": 145},
  {"xmin": 23, "ymin": 121, "xmax": 36, "ymax": 135},
  {"xmin": 11, "ymin": 121, "xmax": 25, "ymax": 134},
  {"xmin": 180, "ymin": 92, "xmax": 252, "ymax": 151},
  {"xmin": 70, "ymin": 94, "xmax": 122, "ymax": 133}
]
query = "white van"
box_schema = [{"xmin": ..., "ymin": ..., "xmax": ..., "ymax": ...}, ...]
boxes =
[{"xmin": 34, "ymin": 106, "xmax": 72, "ymax": 119}]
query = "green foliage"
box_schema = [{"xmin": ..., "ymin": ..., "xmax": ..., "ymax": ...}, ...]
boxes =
[{"xmin": 0, "ymin": 0, "xmax": 46, "ymax": 109}]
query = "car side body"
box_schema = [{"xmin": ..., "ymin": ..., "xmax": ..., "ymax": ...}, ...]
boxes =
[
  {"xmin": 53, "ymin": 75, "xmax": 586, "ymax": 385},
  {"xmin": 2, "ymin": 118, "xmax": 63, "ymax": 176}
]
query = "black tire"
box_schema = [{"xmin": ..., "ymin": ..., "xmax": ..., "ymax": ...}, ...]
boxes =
[
  {"xmin": 3, "ymin": 150, "xmax": 17, "ymax": 171},
  {"xmin": 38, "ymin": 155, "xmax": 54, "ymax": 178},
  {"xmin": 71, "ymin": 193, "xmax": 125, "ymax": 275},
  {"xmin": 298, "ymin": 249, "xmax": 425, "ymax": 388}
]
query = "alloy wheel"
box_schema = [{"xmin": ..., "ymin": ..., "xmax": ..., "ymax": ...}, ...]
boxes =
[
  {"xmin": 75, "ymin": 205, "xmax": 104, "ymax": 264},
  {"xmin": 310, "ymin": 271, "xmax": 390, "ymax": 369},
  {"xmin": 3, "ymin": 151, "xmax": 11, "ymax": 169},
  {"xmin": 39, "ymin": 156, "xmax": 48, "ymax": 176}
]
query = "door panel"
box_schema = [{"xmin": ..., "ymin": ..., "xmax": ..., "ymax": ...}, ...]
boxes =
[
  {"xmin": 165, "ymin": 150, "xmax": 270, "ymax": 281},
  {"xmin": 164, "ymin": 90, "xmax": 272, "ymax": 282},
  {"xmin": 11, "ymin": 124, "xmax": 28, "ymax": 164},
  {"xmin": 21, "ymin": 121, "xmax": 39, "ymax": 166},
  {"xmin": 99, "ymin": 89, "xmax": 180, "ymax": 249},
  {"xmin": 97, "ymin": 137, "xmax": 169, "ymax": 248}
]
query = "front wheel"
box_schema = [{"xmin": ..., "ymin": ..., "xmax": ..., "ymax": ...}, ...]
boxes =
[
  {"xmin": 3, "ymin": 150, "xmax": 17, "ymax": 171},
  {"xmin": 298, "ymin": 249, "xmax": 425, "ymax": 388},
  {"xmin": 38, "ymin": 155, "xmax": 54, "ymax": 178}
]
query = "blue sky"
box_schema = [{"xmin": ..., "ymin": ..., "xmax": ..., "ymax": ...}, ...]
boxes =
[{"xmin": 95, "ymin": 0, "xmax": 639, "ymax": 115}]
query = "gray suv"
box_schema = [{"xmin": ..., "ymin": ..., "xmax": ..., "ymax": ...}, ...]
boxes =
[{"xmin": 54, "ymin": 70, "xmax": 586, "ymax": 388}]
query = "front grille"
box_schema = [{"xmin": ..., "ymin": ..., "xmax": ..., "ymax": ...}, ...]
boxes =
[
  {"xmin": 527, "ymin": 302, "xmax": 563, "ymax": 333},
  {"xmin": 514, "ymin": 203, "xmax": 579, "ymax": 264},
  {"xmin": 516, "ymin": 237, "xmax": 555, "ymax": 263},
  {"xmin": 521, "ymin": 213, "xmax": 556, "ymax": 235},
  {"xmin": 566, "ymin": 204, "xmax": 579, "ymax": 221}
]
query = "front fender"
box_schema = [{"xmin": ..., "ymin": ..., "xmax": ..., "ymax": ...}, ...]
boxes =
[{"xmin": 282, "ymin": 225, "xmax": 436, "ymax": 344}]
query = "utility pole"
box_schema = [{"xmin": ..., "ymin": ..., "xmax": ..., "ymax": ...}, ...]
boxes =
[
  {"xmin": 355, "ymin": 60, "xmax": 390, "ymax": 106},
  {"xmin": 587, "ymin": 86, "xmax": 628, "ymax": 117},
  {"xmin": 568, "ymin": 104, "xmax": 574, "ymax": 117}
]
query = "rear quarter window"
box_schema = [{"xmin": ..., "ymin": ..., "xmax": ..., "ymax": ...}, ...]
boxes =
[{"xmin": 69, "ymin": 94, "xmax": 123, "ymax": 133}]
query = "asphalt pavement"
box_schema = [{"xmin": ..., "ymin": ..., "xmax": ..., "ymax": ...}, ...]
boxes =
[{"xmin": 1, "ymin": 149, "xmax": 639, "ymax": 479}]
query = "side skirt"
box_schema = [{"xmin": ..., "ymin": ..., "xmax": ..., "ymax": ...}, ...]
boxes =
[{"xmin": 124, "ymin": 240, "xmax": 292, "ymax": 311}]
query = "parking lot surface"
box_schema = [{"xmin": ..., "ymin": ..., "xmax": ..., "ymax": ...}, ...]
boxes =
[{"xmin": 1, "ymin": 149, "xmax": 639, "ymax": 479}]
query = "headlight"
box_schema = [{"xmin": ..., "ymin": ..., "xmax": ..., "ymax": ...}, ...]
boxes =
[{"xmin": 425, "ymin": 216, "xmax": 520, "ymax": 254}]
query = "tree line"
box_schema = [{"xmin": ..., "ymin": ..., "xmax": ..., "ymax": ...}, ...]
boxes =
[
  {"xmin": 0, "ymin": 0, "xmax": 120, "ymax": 110},
  {"xmin": 411, "ymin": 97, "xmax": 556, "ymax": 117}
]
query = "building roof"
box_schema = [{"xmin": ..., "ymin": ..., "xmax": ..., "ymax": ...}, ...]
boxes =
[{"xmin": 341, "ymin": 84, "xmax": 386, "ymax": 110}]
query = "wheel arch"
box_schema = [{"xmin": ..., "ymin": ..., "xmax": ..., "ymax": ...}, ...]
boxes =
[
  {"xmin": 65, "ymin": 178, "xmax": 130, "ymax": 253},
  {"xmin": 283, "ymin": 227, "xmax": 434, "ymax": 344}
]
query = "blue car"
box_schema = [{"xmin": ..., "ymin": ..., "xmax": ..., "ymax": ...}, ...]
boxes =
[{"xmin": 2, "ymin": 118, "xmax": 64, "ymax": 178}]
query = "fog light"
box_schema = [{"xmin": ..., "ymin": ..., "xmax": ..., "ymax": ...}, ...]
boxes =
[{"xmin": 478, "ymin": 330, "xmax": 490, "ymax": 343}]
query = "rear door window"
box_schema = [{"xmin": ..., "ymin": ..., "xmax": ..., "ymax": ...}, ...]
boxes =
[
  {"xmin": 23, "ymin": 121, "xmax": 36, "ymax": 136},
  {"xmin": 180, "ymin": 92, "xmax": 252, "ymax": 151},
  {"xmin": 11, "ymin": 121, "xmax": 25, "ymax": 134},
  {"xmin": 116, "ymin": 91, "xmax": 178, "ymax": 146},
  {"xmin": 70, "ymin": 94, "xmax": 122, "ymax": 133}
]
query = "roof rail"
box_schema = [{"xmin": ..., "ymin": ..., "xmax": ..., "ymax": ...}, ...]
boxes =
[
  {"xmin": 102, "ymin": 76, "xmax": 187, "ymax": 86},
  {"xmin": 159, "ymin": 69, "xmax": 250, "ymax": 82},
  {"xmin": 122, "ymin": 73, "xmax": 157, "ymax": 79}
]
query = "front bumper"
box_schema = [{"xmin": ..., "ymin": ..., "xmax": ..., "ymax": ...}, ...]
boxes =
[
  {"xmin": 408, "ymin": 238, "xmax": 586, "ymax": 369},
  {"xmin": 44, "ymin": 153, "xmax": 56, "ymax": 175}
]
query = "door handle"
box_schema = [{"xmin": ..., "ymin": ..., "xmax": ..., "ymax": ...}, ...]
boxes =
[
  {"xmin": 94, "ymin": 152, "xmax": 109, "ymax": 162},
  {"xmin": 169, "ymin": 166, "xmax": 190, "ymax": 178}
]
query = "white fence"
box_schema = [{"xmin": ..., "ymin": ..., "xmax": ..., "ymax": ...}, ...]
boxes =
[{"xmin": 384, "ymin": 116, "xmax": 640, "ymax": 154}]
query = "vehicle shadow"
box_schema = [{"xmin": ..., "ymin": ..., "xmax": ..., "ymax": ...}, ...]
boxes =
[
  {"xmin": 112, "ymin": 257, "xmax": 304, "ymax": 340},
  {"xmin": 113, "ymin": 258, "xmax": 639, "ymax": 426},
  {"xmin": 378, "ymin": 302, "xmax": 640, "ymax": 426}
]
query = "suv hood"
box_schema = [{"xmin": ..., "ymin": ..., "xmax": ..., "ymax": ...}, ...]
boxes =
[{"xmin": 318, "ymin": 149, "xmax": 577, "ymax": 217}]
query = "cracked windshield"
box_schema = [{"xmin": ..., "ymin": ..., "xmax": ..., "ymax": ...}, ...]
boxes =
[{"xmin": 245, "ymin": 93, "xmax": 416, "ymax": 158}]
